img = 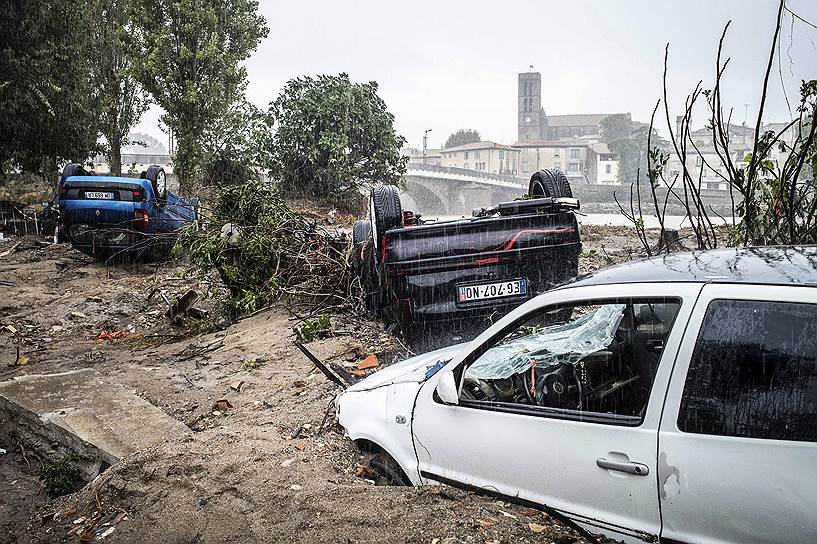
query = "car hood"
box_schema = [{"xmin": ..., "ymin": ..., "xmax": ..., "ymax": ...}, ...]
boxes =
[{"xmin": 345, "ymin": 342, "xmax": 468, "ymax": 392}]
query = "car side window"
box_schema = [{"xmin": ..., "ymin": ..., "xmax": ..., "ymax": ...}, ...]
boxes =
[
  {"xmin": 459, "ymin": 298, "xmax": 681, "ymax": 425},
  {"xmin": 678, "ymin": 299, "xmax": 817, "ymax": 442}
]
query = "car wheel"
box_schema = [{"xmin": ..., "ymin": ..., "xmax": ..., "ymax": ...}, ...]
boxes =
[
  {"xmin": 529, "ymin": 169, "xmax": 573, "ymax": 198},
  {"xmin": 61, "ymin": 163, "xmax": 87, "ymax": 182},
  {"xmin": 369, "ymin": 452, "xmax": 410, "ymax": 486},
  {"xmin": 145, "ymin": 165, "xmax": 168, "ymax": 200},
  {"xmin": 370, "ymin": 185, "xmax": 402, "ymax": 239},
  {"xmin": 352, "ymin": 219, "xmax": 372, "ymax": 248}
]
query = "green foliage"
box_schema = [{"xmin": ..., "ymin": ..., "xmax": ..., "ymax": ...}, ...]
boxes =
[
  {"xmin": 42, "ymin": 454, "xmax": 82, "ymax": 497},
  {"xmin": 176, "ymin": 180, "xmax": 355, "ymax": 317},
  {"xmin": 0, "ymin": 0, "xmax": 101, "ymax": 175},
  {"xmin": 201, "ymin": 97, "xmax": 269, "ymax": 187},
  {"xmin": 91, "ymin": 0, "xmax": 151, "ymax": 176},
  {"xmin": 241, "ymin": 357, "xmax": 267, "ymax": 371},
  {"xmin": 295, "ymin": 314, "xmax": 331, "ymax": 342},
  {"xmin": 127, "ymin": 0, "xmax": 269, "ymax": 193},
  {"xmin": 444, "ymin": 129, "xmax": 481, "ymax": 148},
  {"xmin": 266, "ymin": 73, "xmax": 407, "ymax": 209},
  {"xmin": 604, "ymin": 119, "xmax": 670, "ymax": 185},
  {"xmin": 599, "ymin": 114, "xmax": 632, "ymax": 142}
]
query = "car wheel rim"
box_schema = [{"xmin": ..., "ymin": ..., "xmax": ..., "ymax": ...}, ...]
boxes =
[{"xmin": 157, "ymin": 172, "xmax": 166, "ymax": 196}]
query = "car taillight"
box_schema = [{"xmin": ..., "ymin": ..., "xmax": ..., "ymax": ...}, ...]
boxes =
[
  {"xmin": 134, "ymin": 209, "xmax": 149, "ymax": 231},
  {"xmin": 380, "ymin": 235, "xmax": 389, "ymax": 264},
  {"xmin": 60, "ymin": 186, "xmax": 67, "ymax": 195}
]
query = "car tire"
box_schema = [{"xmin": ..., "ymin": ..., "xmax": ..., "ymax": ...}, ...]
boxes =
[
  {"xmin": 370, "ymin": 185, "xmax": 402, "ymax": 238},
  {"xmin": 145, "ymin": 165, "xmax": 168, "ymax": 200},
  {"xmin": 61, "ymin": 163, "xmax": 87, "ymax": 181},
  {"xmin": 369, "ymin": 452, "xmax": 410, "ymax": 486},
  {"xmin": 528, "ymin": 169, "xmax": 573, "ymax": 198},
  {"xmin": 352, "ymin": 219, "xmax": 372, "ymax": 248}
]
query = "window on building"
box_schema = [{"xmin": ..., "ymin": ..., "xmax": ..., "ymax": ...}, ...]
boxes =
[
  {"xmin": 568, "ymin": 162, "xmax": 580, "ymax": 172},
  {"xmin": 465, "ymin": 151, "xmax": 469, "ymax": 159},
  {"xmin": 570, "ymin": 148, "xmax": 581, "ymax": 159},
  {"xmin": 554, "ymin": 150, "xmax": 560, "ymax": 157},
  {"xmin": 679, "ymin": 299, "xmax": 817, "ymax": 442},
  {"xmin": 605, "ymin": 164, "xmax": 612, "ymax": 174},
  {"xmin": 554, "ymin": 162, "xmax": 561, "ymax": 170},
  {"xmin": 499, "ymin": 150, "xmax": 505, "ymax": 159},
  {"xmin": 475, "ymin": 150, "xmax": 480, "ymax": 159}
]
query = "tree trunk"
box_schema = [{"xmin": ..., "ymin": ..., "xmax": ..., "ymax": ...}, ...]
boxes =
[
  {"xmin": 174, "ymin": 130, "xmax": 201, "ymax": 195},
  {"xmin": 110, "ymin": 133, "xmax": 122, "ymax": 176}
]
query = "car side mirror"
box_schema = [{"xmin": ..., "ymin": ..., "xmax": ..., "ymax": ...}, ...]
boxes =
[{"xmin": 435, "ymin": 371, "xmax": 459, "ymax": 405}]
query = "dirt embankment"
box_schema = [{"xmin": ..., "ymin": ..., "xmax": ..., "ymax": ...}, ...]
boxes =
[{"xmin": 0, "ymin": 230, "xmax": 642, "ymax": 544}]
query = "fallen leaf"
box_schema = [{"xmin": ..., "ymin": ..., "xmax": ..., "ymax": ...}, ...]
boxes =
[
  {"xmin": 477, "ymin": 518, "xmax": 496, "ymax": 528},
  {"xmin": 294, "ymin": 443, "xmax": 305, "ymax": 451},
  {"xmin": 528, "ymin": 522, "xmax": 547, "ymax": 534},
  {"xmin": 292, "ymin": 380, "xmax": 307, "ymax": 388},
  {"xmin": 17, "ymin": 356, "xmax": 29, "ymax": 366},
  {"xmin": 521, "ymin": 507, "xmax": 540, "ymax": 517},
  {"xmin": 350, "ymin": 369, "xmax": 366, "ymax": 376},
  {"xmin": 356, "ymin": 354, "xmax": 379, "ymax": 370}
]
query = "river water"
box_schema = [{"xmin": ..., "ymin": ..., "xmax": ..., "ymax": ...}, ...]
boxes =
[{"xmin": 426, "ymin": 213, "xmax": 737, "ymax": 229}]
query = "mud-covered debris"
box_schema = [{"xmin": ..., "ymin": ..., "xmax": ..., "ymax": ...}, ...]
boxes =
[
  {"xmin": 213, "ymin": 398, "xmax": 233, "ymax": 411},
  {"xmin": 528, "ymin": 522, "xmax": 547, "ymax": 533},
  {"xmin": 229, "ymin": 380, "xmax": 244, "ymax": 392},
  {"xmin": 166, "ymin": 289, "xmax": 200, "ymax": 321},
  {"xmin": 69, "ymin": 311, "xmax": 87, "ymax": 320}
]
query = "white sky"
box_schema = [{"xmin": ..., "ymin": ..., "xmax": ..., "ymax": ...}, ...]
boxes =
[{"xmin": 133, "ymin": 0, "xmax": 817, "ymax": 150}]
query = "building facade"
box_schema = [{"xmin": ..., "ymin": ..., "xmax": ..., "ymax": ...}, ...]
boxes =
[{"xmin": 440, "ymin": 141, "xmax": 520, "ymax": 175}]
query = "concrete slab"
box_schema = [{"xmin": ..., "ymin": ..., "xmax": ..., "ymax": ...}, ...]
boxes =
[{"xmin": 0, "ymin": 369, "xmax": 190, "ymax": 480}]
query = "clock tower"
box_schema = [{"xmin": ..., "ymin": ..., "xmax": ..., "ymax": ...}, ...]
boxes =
[{"xmin": 518, "ymin": 70, "xmax": 545, "ymax": 142}]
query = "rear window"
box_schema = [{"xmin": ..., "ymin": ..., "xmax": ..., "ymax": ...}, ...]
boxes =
[{"xmin": 678, "ymin": 299, "xmax": 817, "ymax": 442}]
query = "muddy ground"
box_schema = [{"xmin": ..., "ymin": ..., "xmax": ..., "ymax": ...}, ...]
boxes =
[{"xmin": 0, "ymin": 226, "xmax": 651, "ymax": 544}]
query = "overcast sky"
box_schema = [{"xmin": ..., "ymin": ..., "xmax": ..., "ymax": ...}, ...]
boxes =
[{"xmin": 133, "ymin": 0, "xmax": 817, "ymax": 151}]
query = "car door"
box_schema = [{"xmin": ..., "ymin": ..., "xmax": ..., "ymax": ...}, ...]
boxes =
[
  {"xmin": 412, "ymin": 282, "xmax": 702, "ymax": 543},
  {"xmin": 658, "ymin": 284, "xmax": 817, "ymax": 544}
]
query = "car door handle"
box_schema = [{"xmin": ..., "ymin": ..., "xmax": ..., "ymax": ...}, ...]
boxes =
[{"xmin": 596, "ymin": 458, "xmax": 650, "ymax": 476}]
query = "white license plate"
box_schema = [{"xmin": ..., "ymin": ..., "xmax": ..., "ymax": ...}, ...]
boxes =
[
  {"xmin": 85, "ymin": 191, "xmax": 114, "ymax": 200},
  {"xmin": 457, "ymin": 279, "xmax": 527, "ymax": 302}
]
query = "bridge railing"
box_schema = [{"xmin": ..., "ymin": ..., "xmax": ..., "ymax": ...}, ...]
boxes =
[{"xmin": 406, "ymin": 163, "xmax": 527, "ymax": 186}]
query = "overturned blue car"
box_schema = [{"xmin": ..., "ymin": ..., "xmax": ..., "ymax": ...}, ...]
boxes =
[{"xmin": 58, "ymin": 163, "xmax": 199, "ymax": 260}]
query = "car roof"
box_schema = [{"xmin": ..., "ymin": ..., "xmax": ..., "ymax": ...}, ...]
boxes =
[{"xmin": 566, "ymin": 246, "xmax": 817, "ymax": 289}]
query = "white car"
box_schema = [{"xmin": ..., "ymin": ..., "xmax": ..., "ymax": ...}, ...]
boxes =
[{"xmin": 337, "ymin": 246, "xmax": 817, "ymax": 544}]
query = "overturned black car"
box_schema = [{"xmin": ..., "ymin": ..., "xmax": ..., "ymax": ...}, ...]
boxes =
[{"xmin": 353, "ymin": 169, "xmax": 582, "ymax": 333}]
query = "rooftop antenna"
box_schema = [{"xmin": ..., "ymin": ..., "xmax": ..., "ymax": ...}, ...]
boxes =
[
  {"xmin": 743, "ymin": 103, "xmax": 749, "ymax": 127},
  {"xmin": 529, "ymin": 65, "xmax": 534, "ymax": 71}
]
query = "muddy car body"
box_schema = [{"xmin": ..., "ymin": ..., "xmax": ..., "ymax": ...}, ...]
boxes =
[
  {"xmin": 337, "ymin": 246, "xmax": 817, "ymax": 544},
  {"xmin": 59, "ymin": 164, "xmax": 198, "ymax": 259},
  {"xmin": 355, "ymin": 169, "xmax": 581, "ymax": 332}
]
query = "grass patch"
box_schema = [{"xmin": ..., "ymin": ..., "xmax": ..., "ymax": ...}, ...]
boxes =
[{"xmin": 42, "ymin": 454, "xmax": 82, "ymax": 496}]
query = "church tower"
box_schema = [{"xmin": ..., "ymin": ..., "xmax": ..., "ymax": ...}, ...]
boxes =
[{"xmin": 518, "ymin": 70, "xmax": 544, "ymax": 142}]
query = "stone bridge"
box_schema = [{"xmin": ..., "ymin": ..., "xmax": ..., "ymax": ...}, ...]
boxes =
[
  {"xmin": 402, "ymin": 164, "xmax": 740, "ymax": 217},
  {"xmin": 403, "ymin": 164, "xmax": 526, "ymax": 216}
]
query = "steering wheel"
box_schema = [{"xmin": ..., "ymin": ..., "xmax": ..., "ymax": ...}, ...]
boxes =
[{"xmin": 522, "ymin": 358, "xmax": 584, "ymax": 410}]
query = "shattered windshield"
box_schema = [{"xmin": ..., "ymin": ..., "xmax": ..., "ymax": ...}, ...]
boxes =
[{"xmin": 466, "ymin": 304, "xmax": 625, "ymax": 380}]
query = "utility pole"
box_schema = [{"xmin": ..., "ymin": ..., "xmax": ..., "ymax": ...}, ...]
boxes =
[{"xmin": 423, "ymin": 128, "xmax": 432, "ymax": 165}]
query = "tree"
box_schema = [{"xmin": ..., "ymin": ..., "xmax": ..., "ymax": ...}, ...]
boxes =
[
  {"xmin": 92, "ymin": 0, "xmax": 150, "ymax": 176},
  {"xmin": 267, "ymin": 73, "xmax": 408, "ymax": 209},
  {"xmin": 124, "ymin": 132, "xmax": 167, "ymax": 154},
  {"xmin": 127, "ymin": 0, "xmax": 268, "ymax": 193},
  {"xmin": 0, "ymin": 0, "xmax": 100, "ymax": 177},
  {"xmin": 444, "ymin": 129, "xmax": 481, "ymax": 148},
  {"xmin": 201, "ymin": 97, "xmax": 268, "ymax": 186},
  {"xmin": 601, "ymin": 114, "xmax": 668, "ymax": 184}
]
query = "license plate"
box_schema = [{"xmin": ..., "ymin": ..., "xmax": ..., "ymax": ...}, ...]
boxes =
[
  {"xmin": 85, "ymin": 191, "xmax": 114, "ymax": 200},
  {"xmin": 457, "ymin": 279, "xmax": 527, "ymax": 302}
]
